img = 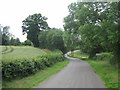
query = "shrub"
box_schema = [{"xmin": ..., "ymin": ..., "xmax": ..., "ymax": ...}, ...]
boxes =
[
  {"xmin": 96, "ymin": 53, "xmax": 113, "ymax": 62},
  {"xmin": 2, "ymin": 53, "xmax": 64, "ymax": 81}
]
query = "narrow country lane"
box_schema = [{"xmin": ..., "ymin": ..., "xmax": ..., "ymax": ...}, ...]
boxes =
[{"xmin": 36, "ymin": 51, "xmax": 106, "ymax": 88}]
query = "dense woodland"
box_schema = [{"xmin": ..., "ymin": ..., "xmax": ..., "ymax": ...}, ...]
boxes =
[{"xmin": 1, "ymin": 2, "xmax": 120, "ymax": 65}]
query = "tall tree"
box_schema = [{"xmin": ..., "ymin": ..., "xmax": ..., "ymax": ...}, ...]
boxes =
[
  {"xmin": 1, "ymin": 26, "xmax": 10, "ymax": 45},
  {"xmin": 78, "ymin": 24, "xmax": 103, "ymax": 58},
  {"xmin": 64, "ymin": 2, "xmax": 119, "ymax": 61},
  {"xmin": 22, "ymin": 13, "xmax": 49, "ymax": 47}
]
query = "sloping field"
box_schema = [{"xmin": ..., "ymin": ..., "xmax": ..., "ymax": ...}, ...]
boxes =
[{"xmin": 1, "ymin": 46, "xmax": 46, "ymax": 61}]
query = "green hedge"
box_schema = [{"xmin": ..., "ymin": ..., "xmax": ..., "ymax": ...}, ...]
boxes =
[
  {"xmin": 96, "ymin": 53, "xmax": 113, "ymax": 61},
  {"xmin": 2, "ymin": 53, "xmax": 64, "ymax": 81}
]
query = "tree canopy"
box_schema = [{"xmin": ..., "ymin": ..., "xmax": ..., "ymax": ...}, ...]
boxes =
[
  {"xmin": 38, "ymin": 29, "xmax": 66, "ymax": 53},
  {"xmin": 22, "ymin": 13, "xmax": 49, "ymax": 47},
  {"xmin": 64, "ymin": 2, "xmax": 119, "ymax": 63}
]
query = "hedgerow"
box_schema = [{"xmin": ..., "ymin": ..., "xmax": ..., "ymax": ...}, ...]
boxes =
[
  {"xmin": 96, "ymin": 53, "xmax": 113, "ymax": 61},
  {"xmin": 2, "ymin": 53, "xmax": 64, "ymax": 81},
  {"xmin": 95, "ymin": 53, "xmax": 117, "ymax": 65}
]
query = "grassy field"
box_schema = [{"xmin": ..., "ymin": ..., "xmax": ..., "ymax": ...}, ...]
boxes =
[
  {"xmin": 3, "ymin": 59, "xmax": 69, "ymax": 88},
  {"xmin": 1, "ymin": 46, "xmax": 47, "ymax": 61},
  {"xmin": 72, "ymin": 50, "xmax": 118, "ymax": 88},
  {"xmin": 1, "ymin": 45, "xmax": 69, "ymax": 88}
]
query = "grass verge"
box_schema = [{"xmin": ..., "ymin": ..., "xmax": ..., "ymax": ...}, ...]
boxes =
[
  {"xmin": 2, "ymin": 59, "xmax": 69, "ymax": 88},
  {"xmin": 87, "ymin": 60, "xmax": 118, "ymax": 88},
  {"xmin": 71, "ymin": 50, "xmax": 118, "ymax": 88}
]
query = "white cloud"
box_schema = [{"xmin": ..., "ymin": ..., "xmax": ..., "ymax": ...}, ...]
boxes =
[{"xmin": 0, "ymin": 0, "xmax": 76, "ymax": 42}]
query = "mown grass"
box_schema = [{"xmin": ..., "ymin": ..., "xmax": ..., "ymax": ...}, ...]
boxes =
[
  {"xmin": 1, "ymin": 46, "xmax": 46, "ymax": 61},
  {"xmin": 72, "ymin": 50, "xmax": 118, "ymax": 88},
  {"xmin": 0, "ymin": 46, "xmax": 7, "ymax": 52},
  {"xmin": 69, "ymin": 50, "xmax": 88, "ymax": 60},
  {"xmin": 2, "ymin": 59, "xmax": 69, "ymax": 88},
  {"xmin": 42, "ymin": 49, "xmax": 52, "ymax": 54}
]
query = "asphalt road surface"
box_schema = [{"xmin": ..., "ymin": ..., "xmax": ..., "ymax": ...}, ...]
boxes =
[{"xmin": 36, "ymin": 51, "xmax": 106, "ymax": 88}]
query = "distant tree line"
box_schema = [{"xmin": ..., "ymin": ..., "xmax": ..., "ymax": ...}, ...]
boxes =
[
  {"xmin": 0, "ymin": 25, "xmax": 20, "ymax": 46},
  {"xmin": 0, "ymin": 24, "xmax": 33, "ymax": 46}
]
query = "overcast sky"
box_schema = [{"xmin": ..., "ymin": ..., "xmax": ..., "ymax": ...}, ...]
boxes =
[{"xmin": 0, "ymin": 0, "xmax": 76, "ymax": 42}]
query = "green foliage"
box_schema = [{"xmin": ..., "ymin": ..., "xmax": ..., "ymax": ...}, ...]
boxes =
[
  {"xmin": 38, "ymin": 29, "xmax": 66, "ymax": 53},
  {"xmin": 64, "ymin": 3, "xmax": 80, "ymax": 34},
  {"xmin": 10, "ymin": 38, "xmax": 21, "ymax": 46},
  {"xmin": 96, "ymin": 53, "xmax": 113, "ymax": 61},
  {"xmin": 64, "ymin": 2, "xmax": 106, "ymax": 33},
  {"xmin": 22, "ymin": 13, "xmax": 49, "ymax": 47},
  {"xmin": 95, "ymin": 53, "xmax": 118, "ymax": 66},
  {"xmin": 63, "ymin": 31, "xmax": 80, "ymax": 52},
  {"xmin": 0, "ymin": 24, "xmax": 21, "ymax": 45},
  {"xmin": 38, "ymin": 30, "xmax": 48, "ymax": 48},
  {"xmin": 2, "ymin": 59, "xmax": 69, "ymax": 88},
  {"xmin": 2, "ymin": 53, "xmax": 64, "ymax": 81},
  {"xmin": 1, "ymin": 26, "xmax": 10, "ymax": 45},
  {"xmin": 64, "ymin": 2, "xmax": 119, "ymax": 63},
  {"xmin": 78, "ymin": 24, "xmax": 103, "ymax": 58},
  {"xmin": 22, "ymin": 40, "xmax": 32, "ymax": 46}
]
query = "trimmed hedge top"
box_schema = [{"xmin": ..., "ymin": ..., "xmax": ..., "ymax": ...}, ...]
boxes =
[{"xmin": 2, "ymin": 53, "xmax": 64, "ymax": 81}]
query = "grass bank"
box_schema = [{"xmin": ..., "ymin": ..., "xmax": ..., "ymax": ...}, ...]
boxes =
[
  {"xmin": 71, "ymin": 50, "xmax": 118, "ymax": 88},
  {"xmin": 2, "ymin": 58, "xmax": 69, "ymax": 88}
]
